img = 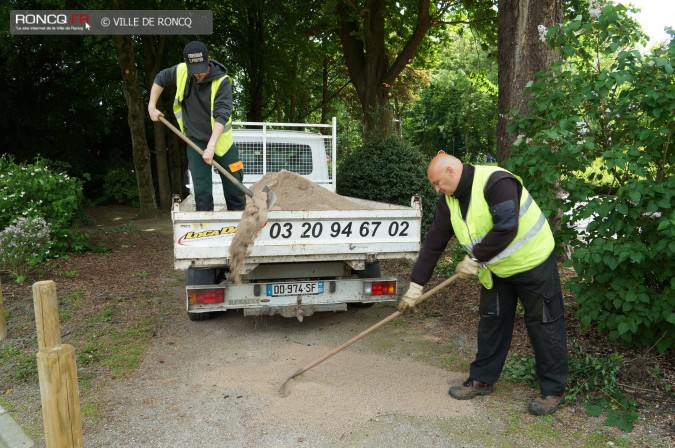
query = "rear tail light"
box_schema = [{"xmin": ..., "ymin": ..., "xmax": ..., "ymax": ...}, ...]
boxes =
[
  {"xmin": 364, "ymin": 281, "xmax": 396, "ymax": 296},
  {"xmin": 188, "ymin": 288, "xmax": 225, "ymax": 305}
]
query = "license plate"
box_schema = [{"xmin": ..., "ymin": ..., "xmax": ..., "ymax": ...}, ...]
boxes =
[{"xmin": 266, "ymin": 282, "xmax": 324, "ymax": 297}]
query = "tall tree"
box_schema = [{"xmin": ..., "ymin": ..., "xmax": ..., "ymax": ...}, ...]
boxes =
[
  {"xmin": 333, "ymin": 0, "xmax": 497, "ymax": 140},
  {"xmin": 213, "ymin": 0, "xmax": 338, "ymax": 124},
  {"xmin": 496, "ymin": 0, "xmax": 563, "ymax": 162},
  {"xmin": 113, "ymin": 30, "xmax": 158, "ymax": 217},
  {"xmin": 141, "ymin": 34, "xmax": 173, "ymax": 210},
  {"xmin": 406, "ymin": 27, "xmax": 498, "ymax": 160}
]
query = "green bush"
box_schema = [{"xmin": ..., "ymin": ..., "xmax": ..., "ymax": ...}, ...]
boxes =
[
  {"xmin": 0, "ymin": 215, "xmax": 52, "ymax": 284},
  {"xmin": 100, "ymin": 166, "xmax": 139, "ymax": 206},
  {"xmin": 0, "ymin": 155, "xmax": 90, "ymax": 256},
  {"xmin": 506, "ymin": 4, "xmax": 674, "ymax": 353},
  {"xmin": 336, "ymin": 136, "xmax": 438, "ymax": 237},
  {"xmin": 503, "ymin": 340, "xmax": 638, "ymax": 431},
  {"xmin": 433, "ymin": 239, "xmax": 466, "ymax": 277}
]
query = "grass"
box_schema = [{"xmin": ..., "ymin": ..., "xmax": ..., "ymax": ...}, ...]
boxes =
[
  {"xmin": 0, "ymin": 279, "xmax": 177, "ymax": 448},
  {"xmin": 441, "ymin": 354, "xmax": 469, "ymax": 371},
  {"xmin": 101, "ymin": 317, "xmax": 158, "ymax": 377},
  {"xmin": 0, "ymin": 342, "xmax": 38, "ymax": 381}
]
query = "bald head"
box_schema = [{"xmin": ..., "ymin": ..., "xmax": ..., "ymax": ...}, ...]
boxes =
[{"xmin": 427, "ymin": 153, "xmax": 463, "ymax": 196}]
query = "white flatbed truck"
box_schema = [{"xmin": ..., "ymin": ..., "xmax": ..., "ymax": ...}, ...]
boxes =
[{"xmin": 171, "ymin": 118, "xmax": 422, "ymax": 321}]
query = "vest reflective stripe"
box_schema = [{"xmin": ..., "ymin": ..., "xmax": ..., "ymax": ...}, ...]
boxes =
[
  {"xmin": 173, "ymin": 63, "xmax": 234, "ymax": 156},
  {"xmin": 462, "ymin": 193, "xmax": 534, "ymax": 249},
  {"xmin": 487, "ymin": 211, "xmax": 548, "ymax": 263},
  {"xmin": 447, "ymin": 166, "xmax": 555, "ymax": 289}
]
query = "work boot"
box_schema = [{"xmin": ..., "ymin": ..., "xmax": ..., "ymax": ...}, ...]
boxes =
[
  {"xmin": 448, "ymin": 378, "xmax": 494, "ymax": 400},
  {"xmin": 528, "ymin": 395, "xmax": 564, "ymax": 416}
]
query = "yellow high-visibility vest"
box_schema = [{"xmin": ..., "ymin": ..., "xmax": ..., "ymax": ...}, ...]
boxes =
[
  {"xmin": 446, "ymin": 166, "xmax": 555, "ymax": 289},
  {"xmin": 173, "ymin": 62, "xmax": 233, "ymax": 156}
]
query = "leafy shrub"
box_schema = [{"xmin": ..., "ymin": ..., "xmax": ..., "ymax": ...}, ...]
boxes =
[
  {"xmin": 503, "ymin": 340, "xmax": 638, "ymax": 431},
  {"xmin": 506, "ymin": 4, "xmax": 674, "ymax": 352},
  {"xmin": 433, "ymin": 240, "xmax": 467, "ymax": 277},
  {"xmin": 100, "ymin": 166, "xmax": 139, "ymax": 206},
  {"xmin": 502, "ymin": 353, "xmax": 538, "ymax": 388},
  {"xmin": 0, "ymin": 155, "xmax": 91, "ymax": 256},
  {"xmin": 336, "ymin": 136, "xmax": 438, "ymax": 237},
  {"xmin": 0, "ymin": 215, "xmax": 52, "ymax": 284}
]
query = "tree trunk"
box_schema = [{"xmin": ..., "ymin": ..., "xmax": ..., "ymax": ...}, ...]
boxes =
[
  {"xmin": 336, "ymin": 0, "xmax": 434, "ymax": 141},
  {"xmin": 246, "ymin": 0, "xmax": 265, "ymax": 122},
  {"xmin": 497, "ymin": 0, "xmax": 563, "ymax": 163},
  {"xmin": 142, "ymin": 35, "xmax": 172, "ymax": 211},
  {"xmin": 113, "ymin": 34, "xmax": 158, "ymax": 218},
  {"xmin": 158, "ymin": 85, "xmax": 187, "ymax": 198}
]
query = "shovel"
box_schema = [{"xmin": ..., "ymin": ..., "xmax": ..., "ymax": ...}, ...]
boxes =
[
  {"xmin": 159, "ymin": 116, "xmax": 277, "ymax": 209},
  {"xmin": 280, "ymin": 273, "xmax": 461, "ymax": 394}
]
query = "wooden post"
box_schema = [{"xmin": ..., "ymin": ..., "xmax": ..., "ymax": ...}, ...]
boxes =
[
  {"xmin": 0, "ymin": 280, "xmax": 6, "ymax": 341},
  {"xmin": 33, "ymin": 280, "xmax": 61, "ymax": 350},
  {"xmin": 37, "ymin": 344, "xmax": 83, "ymax": 448},
  {"xmin": 33, "ymin": 280, "xmax": 83, "ymax": 448}
]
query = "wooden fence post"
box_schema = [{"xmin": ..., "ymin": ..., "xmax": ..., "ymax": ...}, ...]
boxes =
[
  {"xmin": 0, "ymin": 280, "xmax": 6, "ymax": 341},
  {"xmin": 33, "ymin": 280, "xmax": 61, "ymax": 350},
  {"xmin": 32, "ymin": 280, "xmax": 83, "ymax": 448}
]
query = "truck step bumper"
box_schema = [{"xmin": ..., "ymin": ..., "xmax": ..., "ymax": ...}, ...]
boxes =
[{"xmin": 243, "ymin": 302, "xmax": 347, "ymax": 318}]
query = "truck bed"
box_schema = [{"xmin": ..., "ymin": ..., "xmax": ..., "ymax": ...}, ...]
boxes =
[{"xmin": 172, "ymin": 195, "xmax": 422, "ymax": 271}]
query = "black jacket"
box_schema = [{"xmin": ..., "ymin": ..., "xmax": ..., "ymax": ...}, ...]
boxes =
[
  {"xmin": 154, "ymin": 60, "xmax": 233, "ymax": 142},
  {"xmin": 411, "ymin": 165, "xmax": 522, "ymax": 285}
]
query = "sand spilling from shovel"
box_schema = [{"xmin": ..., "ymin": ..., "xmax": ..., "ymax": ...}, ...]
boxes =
[
  {"xmin": 229, "ymin": 191, "xmax": 268, "ymax": 284},
  {"xmin": 230, "ymin": 171, "xmax": 372, "ymax": 284}
]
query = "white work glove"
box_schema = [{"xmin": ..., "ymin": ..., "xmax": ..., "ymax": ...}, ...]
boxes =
[
  {"xmin": 398, "ymin": 282, "xmax": 424, "ymax": 313},
  {"xmin": 455, "ymin": 255, "xmax": 480, "ymax": 279}
]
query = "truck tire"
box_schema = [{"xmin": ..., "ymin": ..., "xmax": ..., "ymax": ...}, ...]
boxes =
[
  {"xmin": 355, "ymin": 262, "xmax": 381, "ymax": 278},
  {"xmin": 188, "ymin": 311, "xmax": 211, "ymax": 321},
  {"xmin": 185, "ymin": 268, "xmax": 216, "ymax": 321}
]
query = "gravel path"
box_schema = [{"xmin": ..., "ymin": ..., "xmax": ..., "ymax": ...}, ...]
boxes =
[{"xmin": 84, "ymin": 306, "xmax": 489, "ymax": 448}]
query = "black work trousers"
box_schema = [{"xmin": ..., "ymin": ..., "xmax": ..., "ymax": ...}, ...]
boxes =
[
  {"xmin": 469, "ymin": 250, "xmax": 568, "ymax": 397},
  {"xmin": 186, "ymin": 140, "xmax": 246, "ymax": 212}
]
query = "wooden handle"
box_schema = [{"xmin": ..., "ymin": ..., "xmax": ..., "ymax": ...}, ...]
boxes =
[
  {"xmin": 159, "ymin": 115, "xmax": 254, "ymax": 199},
  {"xmin": 286, "ymin": 273, "xmax": 461, "ymax": 380}
]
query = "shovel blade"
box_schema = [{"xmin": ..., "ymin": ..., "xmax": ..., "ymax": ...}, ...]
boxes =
[{"xmin": 262, "ymin": 185, "xmax": 277, "ymax": 209}]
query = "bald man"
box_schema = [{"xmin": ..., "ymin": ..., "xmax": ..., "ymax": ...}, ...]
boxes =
[{"xmin": 399, "ymin": 153, "xmax": 568, "ymax": 416}]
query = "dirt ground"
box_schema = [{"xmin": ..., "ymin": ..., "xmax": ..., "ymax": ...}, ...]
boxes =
[{"xmin": 1, "ymin": 205, "xmax": 673, "ymax": 447}]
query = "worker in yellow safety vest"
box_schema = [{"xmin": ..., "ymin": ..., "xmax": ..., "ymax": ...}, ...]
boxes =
[
  {"xmin": 398, "ymin": 152, "xmax": 568, "ymax": 416},
  {"xmin": 148, "ymin": 41, "xmax": 245, "ymax": 211}
]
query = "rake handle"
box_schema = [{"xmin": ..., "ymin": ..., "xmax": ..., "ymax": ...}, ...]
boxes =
[{"xmin": 287, "ymin": 273, "xmax": 461, "ymax": 381}]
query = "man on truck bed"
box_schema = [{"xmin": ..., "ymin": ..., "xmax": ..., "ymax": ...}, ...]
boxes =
[
  {"xmin": 148, "ymin": 41, "xmax": 245, "ymax": 212},
  {"xmin": 398, "ymin": 152, "xmax": 568, "ymax": 416}
]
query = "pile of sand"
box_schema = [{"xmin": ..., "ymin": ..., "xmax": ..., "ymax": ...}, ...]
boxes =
[
  {"xmin": 248, "ymin": 170, "xmax": 369, "ymax": 211},
  {"xmin": 230, "ymin": 171, "xmax": 371, "ymax": 284}
]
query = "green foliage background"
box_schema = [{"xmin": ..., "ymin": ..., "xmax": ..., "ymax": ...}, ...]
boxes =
[
  {"xmin": 507, "ymin": 4, "xmax": 674, "ymax": 353},
  {"xmin": 0, "ymin": 155, "xmax": 91, "ymax": 256},
  {"xmin": 336, "ymin": 137, "xmax": 438, "ymax": 237}
]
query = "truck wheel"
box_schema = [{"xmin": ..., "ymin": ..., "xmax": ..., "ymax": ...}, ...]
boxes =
[
  {"xmin": 186, "ymin": 268, "xmax": 216, "ymax": 285},
  {"xmin": 188, "ymin": 311, "xmax": 211, "ymax": 321},
  {"xmin": 355, "ymin": 262, "xmax": 381, "ymax": 278}
]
